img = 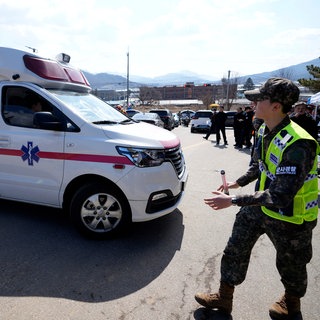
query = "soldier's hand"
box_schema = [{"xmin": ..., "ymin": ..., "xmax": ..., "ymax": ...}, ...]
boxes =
[
  {"xmin": 217, "ymin": 181, "xmax": 239, "ymax": 192},
  {"xmin": 204, "ymin": 191, "xmax": 233, "ymax": 210}
]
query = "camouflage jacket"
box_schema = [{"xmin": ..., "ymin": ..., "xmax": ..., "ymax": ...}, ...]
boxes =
[{"xmin": 235, "ymin": 116, "xmax": 318, "ymax": 207}]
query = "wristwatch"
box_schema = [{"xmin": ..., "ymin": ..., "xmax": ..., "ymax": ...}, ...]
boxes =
[{"xmin": 231, "ymin": 197, "xmax": 238, "ymax": 206}]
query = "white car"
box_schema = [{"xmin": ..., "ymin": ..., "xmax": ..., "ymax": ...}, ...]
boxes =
[
  {"xmin": 132, "ymin": 112, "xmax": 164, "ymax": 127},
  {"xmin": 126, "ymin": 109, "xmax": 141, "ymax": 117},
  {"xmin": 180, "ymin": 110, "xmax": 195, "ymax": 118},
  {"xmin": 190, "ymin": 110, "xmax": 213, "ymax": 133}
]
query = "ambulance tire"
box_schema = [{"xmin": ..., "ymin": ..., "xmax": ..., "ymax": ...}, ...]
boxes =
[{"xmin": 70, "ymin": 183, "xmax": 131, "ymax": 240}]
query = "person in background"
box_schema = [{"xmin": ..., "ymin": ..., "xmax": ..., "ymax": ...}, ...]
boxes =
[
  {"xmin": 306, "ymin": 104, "xmax": 314, "ymax": 117},
  {"xmin": 243, "ymin": 106, "xmax": 254, "ymax": 148},
  {"xmin": 203, "ymin": 108, "xmax": 217, "ymax": 140},
  {"xmin": 26, "ymin": 94, "xmax": 43, "ymax": 112},
  {"xmin": 215, "ymin": 106, "xmax": 228, "ymax": 145},
  {"xmin": 194, "ymin": 78, "xmax": 319, "ymax": 320},
  {"xmin": 233, "ymin": 106, "xmax": 245, "ymax": 148},
  {"xmin": 31, "ymin": 99, "xmax": 42, "ymax": 112},
  {"xmin": 250, "ymin": 115, "xmax": 264, "ymax": 164},
  {"xmin": 290, "ymin": 101, "xmax": 318, "ymax": 140}
]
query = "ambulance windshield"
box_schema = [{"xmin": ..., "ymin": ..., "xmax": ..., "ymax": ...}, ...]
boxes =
[{"xmin": 51, "ymin": 90, "xmax": 129, "ymax": 124}]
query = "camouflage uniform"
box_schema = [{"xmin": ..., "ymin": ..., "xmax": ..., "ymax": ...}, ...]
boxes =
[{"xmin": 221, "ymin": 115, "xmax": 318, "ymax": 297}]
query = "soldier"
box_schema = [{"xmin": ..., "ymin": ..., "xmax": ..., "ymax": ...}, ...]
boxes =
[
  {"xmin": 290, "ymin": 101, "xmax": 318, "ymax": 140},
  {"xmin": 195, "ymin": 78, "xmax": 319, "ymax": 319}
]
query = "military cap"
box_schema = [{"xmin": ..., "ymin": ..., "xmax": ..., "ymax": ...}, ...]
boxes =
[{"xmin": 244, "ymin": 77, "xmax": 300, "ymax": 108}]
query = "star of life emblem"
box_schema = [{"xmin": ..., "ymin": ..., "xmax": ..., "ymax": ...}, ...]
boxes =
[{"xmin": 21, "ymin": 141, "xmax": 40, "ymax": 166}]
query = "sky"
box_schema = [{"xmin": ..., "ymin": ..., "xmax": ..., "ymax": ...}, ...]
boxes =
[{"xmin": 1, "ymin": 0, "xmax": 320, "ymax": 80}]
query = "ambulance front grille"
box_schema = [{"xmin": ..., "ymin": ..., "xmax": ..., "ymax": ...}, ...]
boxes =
[{"xmin": 164, "ymin": 145, "xmax": 185, "ymax": 177}]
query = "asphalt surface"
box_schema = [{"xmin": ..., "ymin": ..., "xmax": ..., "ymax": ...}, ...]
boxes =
[{"xmin": 0, "ymin": 125, "xmax": 319, "ymax": 320}]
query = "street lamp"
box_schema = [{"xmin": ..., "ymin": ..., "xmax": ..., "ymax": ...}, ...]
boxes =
[
  {"xmin": 126, "ymin": 50, "xmax": 129, "ymax": 109},
  {"xmin": 226, "ymin": 70, "xmax": 230, "ymax": 109}
]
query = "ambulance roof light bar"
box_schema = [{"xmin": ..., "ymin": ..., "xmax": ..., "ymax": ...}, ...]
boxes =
[
  {"xmin": 24, "ymin": 55, "xmax": 68, "ymax": 81},
  {"xmin": 23, "ymin": 54, "xmax": 90, "ymax": 87}
]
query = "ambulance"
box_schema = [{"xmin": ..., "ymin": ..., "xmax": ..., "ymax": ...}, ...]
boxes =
[{"xmin": 0, "ymin": 47, "xmax": 188, "ymax": 239}]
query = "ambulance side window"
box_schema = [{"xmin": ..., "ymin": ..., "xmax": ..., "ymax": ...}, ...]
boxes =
[
  {"xmin": 1, "ymin": 86, "xmax": 78, "ymax": 132},
  {"xmin": 2, "ymin": 86, "xmax": 47, "ymax": 128}
]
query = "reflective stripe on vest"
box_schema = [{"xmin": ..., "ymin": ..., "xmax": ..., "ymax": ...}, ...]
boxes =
[{"xmin": 258, "ymin": 121, "xmax": 319, "ymax": 224}]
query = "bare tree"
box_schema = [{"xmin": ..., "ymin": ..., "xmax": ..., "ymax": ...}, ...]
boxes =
[
  {"xmin": 138, "ymin": 86, "xmax": 162, "ymax": 106},
  {"xmin": 199, "ymin": 92, "xmax": 215, "ymax": 109},
  {"xmin": 221, "ymin": 72, "xmax": 239, "ymax": 110}
]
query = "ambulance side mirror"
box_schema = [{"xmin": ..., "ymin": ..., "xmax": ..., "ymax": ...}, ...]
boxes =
[{"xmin": 33, "ymin": 112, "xmax": 64, "ymax": 131}]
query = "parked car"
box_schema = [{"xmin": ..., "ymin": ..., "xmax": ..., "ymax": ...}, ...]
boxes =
[
  {"xmin": 225, "ymin": 111, "xmax": 236, "ymax": 127},
  {"xmin": 180, "ymin": 109, "xmax": 195, "ymax": 119},
  {"xmin": 180, "ymin": 110, "xmax": 195, "ymax": 127},
  {"xmin": 126, "ymin": 109, "xmax": 141, "ymax": 118},
  {"xmin": 181, "ymin": 114, "xmax": 191, "ymax": 127},
  {"xmin": 173, "ymin": 113, "xmax": 180, "ymax": 127},
  {"xmin": 132, "ymin": 112, "xmax": 164, "ymax": 128},
  {"xmin": 149, "ymin": 109, "xmax": 175, "ymax": 130},
  {"xmin": 190, "ymin": 110, "xmax": 213, "ymax": 133}
]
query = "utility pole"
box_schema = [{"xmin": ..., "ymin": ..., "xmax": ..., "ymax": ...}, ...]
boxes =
[
  {"xmin": 126, "ymin": 50, "xmax": 129, "ymax": 109},
  {"xmin": 226, "ymin": 70, "xmax": 231, "ymax": 109}
]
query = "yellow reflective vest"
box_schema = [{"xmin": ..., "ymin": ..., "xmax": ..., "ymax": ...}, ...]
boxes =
[{"xmin": 258, "ymin": 121, "xmax": 319, "ymax": 224}]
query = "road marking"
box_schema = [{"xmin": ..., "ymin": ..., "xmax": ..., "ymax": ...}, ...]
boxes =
[{"xmin": 181, "ymin": 141, "xmax": 206, "ymax": 151}]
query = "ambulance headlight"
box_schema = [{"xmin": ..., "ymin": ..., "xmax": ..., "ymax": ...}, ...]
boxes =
[{"xmin": 116, "ymin": 147, "xmax": 165, "ymax": 167}]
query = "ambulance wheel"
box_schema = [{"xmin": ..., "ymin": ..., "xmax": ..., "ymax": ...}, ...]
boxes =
[{"xmin": 70, "ymin": 183, "xmax": 131, "ymax": 239}]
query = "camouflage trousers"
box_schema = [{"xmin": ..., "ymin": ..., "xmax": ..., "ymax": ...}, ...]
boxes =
[{"xmin": 221, "ymin": 206, "xmax": 317, "ymax": 297}]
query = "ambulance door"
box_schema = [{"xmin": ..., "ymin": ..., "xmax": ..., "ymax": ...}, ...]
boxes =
[{"xmin": 0, "ymin": 85, "xmax": 65, "ymax": 206}]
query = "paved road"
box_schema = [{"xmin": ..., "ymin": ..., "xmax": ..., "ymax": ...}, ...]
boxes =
[{"xmin": 0, "ymin": 126, "xmax": 319, "ymax": 320}]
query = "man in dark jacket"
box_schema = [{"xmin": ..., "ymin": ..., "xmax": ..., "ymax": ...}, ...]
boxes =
[
  {"xmin": 233, "ymin": 107, "xmax": 245, "ymax": 148},
  {"xmin": 215, "ymin": 106, "xmax": 228, "ymax": 145},
  {"xmin": 290, "ymin": 101, "xmax": 318, "ymax": 140},
  {"xmin": 243, "ymin": 106, "xmax": 254, "ymax": 148},
  {"xmin": 203, "ymin": 108, "xmax": 217, "ymax": 140}
]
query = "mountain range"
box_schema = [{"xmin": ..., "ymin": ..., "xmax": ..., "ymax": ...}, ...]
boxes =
[{"xmin": 83, "ymin": 57, "xmax": 320, "ymax": 90}]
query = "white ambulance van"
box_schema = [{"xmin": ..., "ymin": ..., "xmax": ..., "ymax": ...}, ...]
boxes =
[{"xmin": 0, "ymin": 47, "xmax": 188, "ymax": 239}]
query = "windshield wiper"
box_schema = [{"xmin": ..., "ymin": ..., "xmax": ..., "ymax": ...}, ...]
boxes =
[
  {"xmin": 92, "ymin": 120, "xmax": 119, "ymax": 125},
  {"xmin": 119, "ymin": 119, "xmax": 133, "ymax": 124}
]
